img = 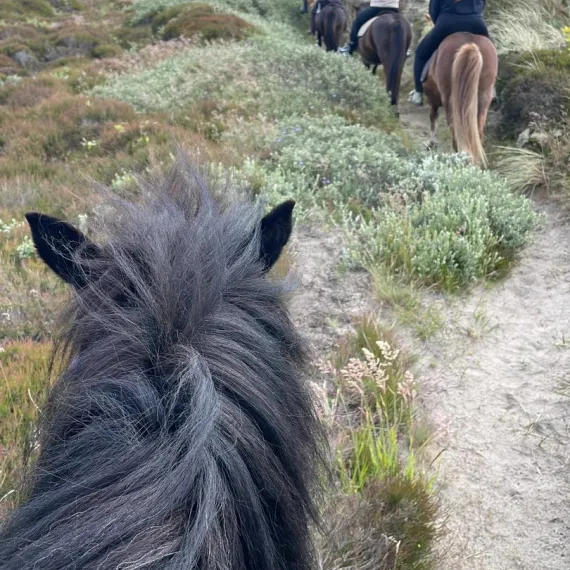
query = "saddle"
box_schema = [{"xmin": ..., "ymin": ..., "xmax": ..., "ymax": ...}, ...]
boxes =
[
  {"xmin": 357, "ymin": 16, "xmax": 379, "ymax": 37},
  {"xmin": 420, "ymin": 49, "xmax": 438, "ymax": 83}
]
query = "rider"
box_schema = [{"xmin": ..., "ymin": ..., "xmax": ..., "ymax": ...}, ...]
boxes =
[
  {"xmin": 338, "ymin": 0, "xmax": 400, "ymax": 55},
  {"xmin": 409, "ymin": 0, "xmax": 489, "ymax": 106}
]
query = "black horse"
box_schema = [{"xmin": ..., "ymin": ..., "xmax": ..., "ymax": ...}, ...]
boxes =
[
  {"xmin": 0, "ymin": 154, "xmax": 324, "ymax": 570},
  {"xmin": 355, "ymin": 3, "xmax": 412, "ymax": 113}
]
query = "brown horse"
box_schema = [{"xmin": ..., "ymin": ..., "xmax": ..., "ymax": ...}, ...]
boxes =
[
  {"xmin": 423, "ymin": 32, "xmax": 498, "ymax": 167},
  {"xmin": 315, "ymin": 1, "xmax": 347, "ymax": 52},
  {"xmin": 356, "ymin": 8, "xmax": 412, "ymax": 113}
]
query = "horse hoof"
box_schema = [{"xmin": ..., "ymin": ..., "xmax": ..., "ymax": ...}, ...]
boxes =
[{"xmin": 425, "ymin": 140, "xmax": 437, "ymax": 150}]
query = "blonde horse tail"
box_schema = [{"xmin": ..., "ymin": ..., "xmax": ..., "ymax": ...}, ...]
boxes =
[{"xmin": 451, "ymin": 42, "xmax": 486, "ymax": 167}]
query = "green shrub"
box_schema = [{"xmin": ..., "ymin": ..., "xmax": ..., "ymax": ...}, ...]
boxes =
[
  {"xmin": 341, "ymin": 154, "xmax": 537, "ymax": 290},
  {"xmin": 130, "ymin": 0, "xmax": 300, "ymax": 25},
  {"xmin": 92, "ymin": 38, "xmax": 396, "ymax": 128},
  {"xmin": 1, "ymin": 0, "xmax": 55, "ymax": 21},
  {"xmin": 236, "ymin": 116, "xmax": 406, "ymax": 214}
]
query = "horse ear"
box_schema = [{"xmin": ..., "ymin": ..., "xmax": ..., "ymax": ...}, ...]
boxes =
[
  {"xmin": 25, "ymin": 212, "xmax": 100, "ymax": 288},
  {"xmin": 259, "ymin": 200, "xmax": 295, "ymax": 270}
]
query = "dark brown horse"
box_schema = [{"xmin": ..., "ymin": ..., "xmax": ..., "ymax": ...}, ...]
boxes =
[
  {"xmin": 315, "ymin": 1, "xmax": 347, "ymax": 52},
  {"xmin": 423, "ymin": 31, "xmax": 498, "ymax": 166},
  {"xmin": 356, "ymin": 6, "xmax": 412, "ymax": 113}
]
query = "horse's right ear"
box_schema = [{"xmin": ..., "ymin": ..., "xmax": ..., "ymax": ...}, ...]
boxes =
[
  {"xmin": 25, "ymin": 213, "xmax": 100, "ymax": 288},
  {"xmin": 259, "ymin": 200, "xmax": 295, "ymax": 270}
]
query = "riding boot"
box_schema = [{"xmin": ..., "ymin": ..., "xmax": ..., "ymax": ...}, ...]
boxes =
[
  {"xmin": 339, "ymin": 41, "xmax": 355, "ymax": 55},
  {"xmin": 408, "ymin": 90, "xmax": 423, "ymax": 106}
]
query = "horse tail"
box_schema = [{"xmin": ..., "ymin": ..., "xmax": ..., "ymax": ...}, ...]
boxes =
[
  {"xmin": 385, "ymin": 18, "xmax": 406, "ymax": 107},
  {"xmin": 451, "ymin": 42, "xmax": 486, "ymax": 167},
  {"xmin": 324, "ymin": 8, "xmax": 338, "ymax": 51}
]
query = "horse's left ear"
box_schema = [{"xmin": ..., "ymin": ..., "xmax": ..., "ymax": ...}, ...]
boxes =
[
  {"xmin": 259, "ymin": 200, "xmax": 295, "ymax": 270},
  {"xmin": 25, "ymin": 212, "xmax": 101, "ymax": 288}
]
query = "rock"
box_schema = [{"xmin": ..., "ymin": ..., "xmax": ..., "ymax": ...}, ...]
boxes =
[
  {"xmin": 12, "ymin": 51, "xmax": 38, "ymax": 68},
  {"xmin": 529, "ymin": 131, "xmax": 550, "ymax": 146},
  {"xmin": 516, "ymin": 128, "xmax": 530, "ymax": 148}
]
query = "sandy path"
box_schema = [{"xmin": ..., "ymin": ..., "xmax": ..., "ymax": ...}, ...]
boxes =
[
  {"xmin": 288, "ymin": 224, "xmax": 375, "ymax": 355},
  {"xmin": 287, "ymin": 116, "xmax": 570, "ymax": 570},
  {"xmin": 412, "ymin": 204, "xmax": 570, "ymax": 569},
  {"xmin": 396, "ymin": 10, "xmax": 570, "ymax": 564}
]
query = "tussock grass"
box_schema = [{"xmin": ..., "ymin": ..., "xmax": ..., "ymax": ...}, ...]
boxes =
[
  {"xmin": 489, "ymin": 4, "xmax": 565, "ymax": 54},
  {"xmin": 494, "ymin": 146, "xmax": 549, "ymax": 195}
]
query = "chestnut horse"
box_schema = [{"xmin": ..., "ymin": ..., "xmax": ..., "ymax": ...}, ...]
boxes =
[
  {"xmin": 423, "ymin": 31, "xmax": 497, "ymax": 167},
  {"xmin": 356, "ymin": 6, "xmax": 412, "ymax": 114}
]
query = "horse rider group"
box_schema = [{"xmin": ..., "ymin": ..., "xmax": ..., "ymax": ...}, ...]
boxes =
[{"xmin": 304, "ymin": 0, "xmax": 490, "ymax": 106}]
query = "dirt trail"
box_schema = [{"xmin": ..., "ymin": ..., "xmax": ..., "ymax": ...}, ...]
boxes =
[
  {"xmin": 395, "ymin": 7, "xmax": 570, "ymax": 565},
  {"xmin": 414, "ymin": 204, "xmax": 570, "ymax": 569},
  {"xmin": 288, "ymin": 225, "xmax": 375, "ymax": 354}
]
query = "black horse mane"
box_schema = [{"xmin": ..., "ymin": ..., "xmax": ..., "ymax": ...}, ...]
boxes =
[{"xmin": 0, "ymin": 156, "xmax": 323, "ymax": 570}]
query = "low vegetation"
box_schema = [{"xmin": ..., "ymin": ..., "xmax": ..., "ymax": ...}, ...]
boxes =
[
  {"xmin": 490, "ymin": 1, "xmax": 570, "ymax": 202},
  {"xmin": 0, "ymin": 0, "xmax": 544, "ymax": 567},
  {"xmin": 315, "ymin": 318, "xmax": 439, "ymax": 569}
]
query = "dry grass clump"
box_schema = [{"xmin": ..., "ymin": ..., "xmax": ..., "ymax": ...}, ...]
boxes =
[
  {"xmin": 489, "ymin": 3, "xmax": 566, "ymax": 53},
  {"xmin": 314, "ymin": 318, "xmax": 439, "ymax": 570},
  {"xmin": 494, "ymin": 146, "xmax": 549, "ymax": 195}
]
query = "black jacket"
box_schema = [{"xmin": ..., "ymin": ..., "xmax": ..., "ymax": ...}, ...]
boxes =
[{"xmin": 429, "ymin": 0, "xmax": 486, "ymax": 23}]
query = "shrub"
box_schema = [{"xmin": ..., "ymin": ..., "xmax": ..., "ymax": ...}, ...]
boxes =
[
  {"xmin": 496, "ymin": 49, "xmax": 570, "ymax": 138},
  {"xmin": 92, "ymin": 38, "xmax": 396, "ymax": 128},
  {"xmin": 161, "ymin": 5, "xmax": 254, "ymax": 42},
  {"xmin": 1, "ymin": 0, "xmax": 55, "ymax": 21},
  {"xmin": 130, "ymin": 0, "xmax": 299, "ymax": 25},
  {"xmin": 236, "ymin": 116, "xmax": 406, "ymax": 214},
  {"xmin": 341, "ymin": 154, "xmax": 537, "ymax": 290}
]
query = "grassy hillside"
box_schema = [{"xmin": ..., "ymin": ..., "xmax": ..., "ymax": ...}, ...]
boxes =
[{"xmin": 0, "ymin": 0, "xmax": 539, "ymax": 567}]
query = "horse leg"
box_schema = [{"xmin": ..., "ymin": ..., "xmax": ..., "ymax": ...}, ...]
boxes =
[
  {"xmin": 317, "ymin": 31, "xmax": 322, "ymax": 47},
  {"xmin": 372, "ymin": 64, "xmax": 378, "ymax": 75},
  {"xmin": 428, "ymin": 104, "xmax": 439, "ymax": 149},
  {"xmin": 445, "ymin": 105, "xmax": 458, "ymax": 152},
  {"xmin": 478, "ymin": 91, "xmax": 493, "ymax": 146}
]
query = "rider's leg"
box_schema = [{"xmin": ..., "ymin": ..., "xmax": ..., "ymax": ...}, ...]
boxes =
[
  {"xmin": 410, "ymin": 25, "xmax": 446, "ymax": 104},
  {"xmin": 339, "ymin": 6, "xmax": 382, "ymax": 54}
]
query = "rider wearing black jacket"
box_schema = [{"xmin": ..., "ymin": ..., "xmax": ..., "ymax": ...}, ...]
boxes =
[{"xmin": 409, "ymin": 0, "xmax": 489, "ymax": 106}]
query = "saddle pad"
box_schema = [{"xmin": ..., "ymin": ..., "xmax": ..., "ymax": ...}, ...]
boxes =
[
  {"xmin": 357, "ymin": 16, "xmax": 379, "ymax": 37},
  {"xmin": 420, "ymin": 49, "xmax": 438, "ymax": 83}
]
